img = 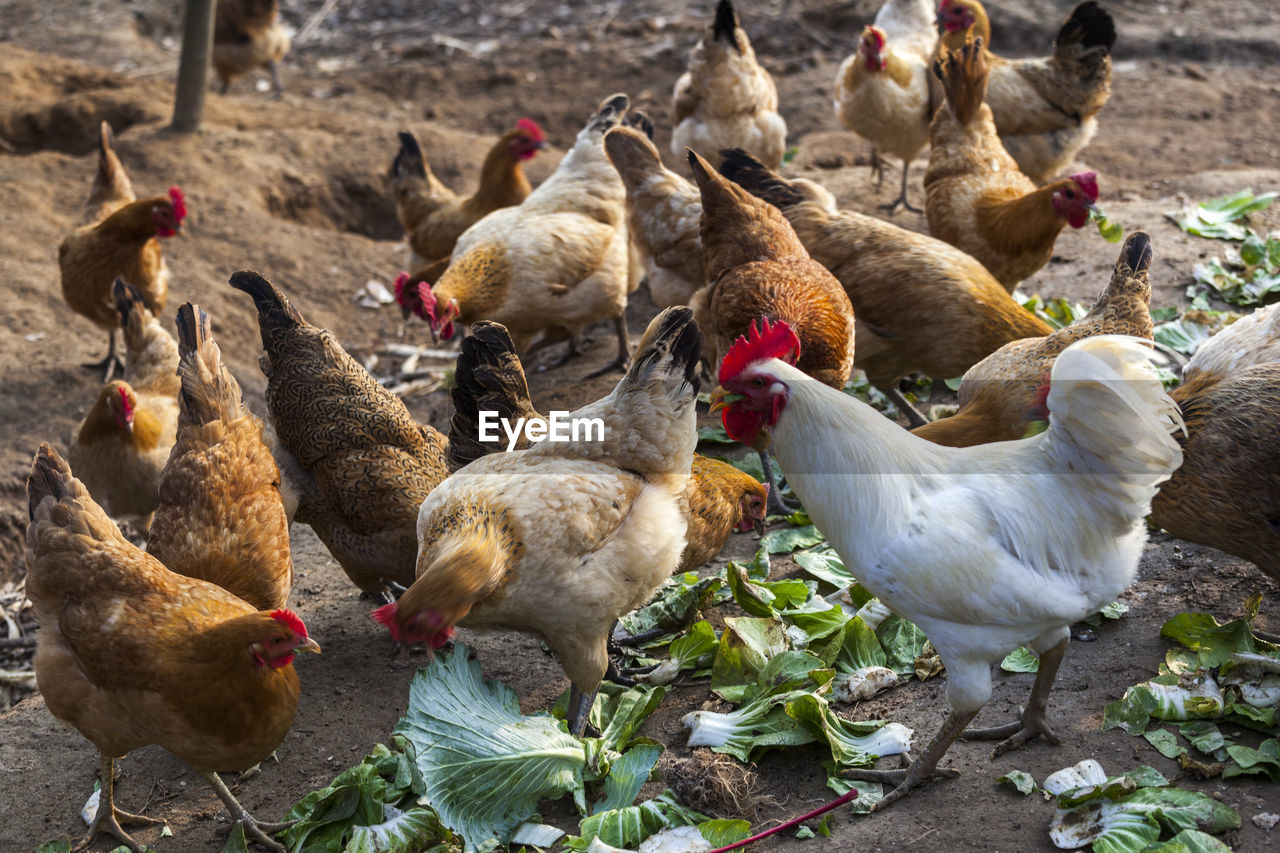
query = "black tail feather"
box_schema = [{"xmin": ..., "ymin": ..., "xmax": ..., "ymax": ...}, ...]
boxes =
[
  {"xmin": 112, "ymin": 278, "xmax": 146, "ymax": 327},
  {"xmin": 717, "ymin": 148, "xmax": 805, "ymax": 210},
  {"xmin": 447, "ymin": 322, "xmax": 538, "ymax": 470},
  {"xmin": 391, "ymin": 131, "xmax": 427, "ymax": 180},
  {"xmin": 229, "ymin": 270, "xmax": 307, "ymax": 344},
  {"xmin": 713, "ymin": 0, "xmax": 740, "ymax": 49},
  {"xmin": 1058, "ymin": 1, "xmax": 1116, "ymax": 52},
  {"xmin": 628, "ymin": 306, "xmax": 703, "ymax": 397}
]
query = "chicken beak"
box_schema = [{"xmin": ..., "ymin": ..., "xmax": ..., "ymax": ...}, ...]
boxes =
[
  {"xmin": 708, "ymin": 386, "xmax": 741, "ymax": 415},
  {"xmin": 297, "ymin": 637, "xmax": 322, "ymax": 654}
]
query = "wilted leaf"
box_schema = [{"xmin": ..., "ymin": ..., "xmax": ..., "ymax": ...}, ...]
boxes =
[
  {"xmin": 996, "ymin": 770, "xmax": 1038, "ymax": 795},
  {"xmin": 1167, "ymin": 189, "xmax": 1277, "ymax": 240}
]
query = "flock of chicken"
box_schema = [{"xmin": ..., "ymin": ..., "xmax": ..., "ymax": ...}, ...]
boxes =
[{"xmin": 23, "ymin": 0, "xmax": 1280, "ymax": 850}]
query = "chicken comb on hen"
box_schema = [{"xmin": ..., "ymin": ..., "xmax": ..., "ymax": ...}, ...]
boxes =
[
  {"xmin": 515, "ymin": 117, "xmax": 545, "ymax": 143},
  {"xmin": 1070, "ymin": 171, "xmax": 1099, "ymax": 202}
]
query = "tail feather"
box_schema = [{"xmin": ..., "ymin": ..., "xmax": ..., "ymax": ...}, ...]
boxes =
[
  {"xmin": 84, "ymin": 121, "xmax": 134, "ymax": 221},
  {"xmin": 1045, "ymin": 336, "xmax": 1183, "ymax": 511},
  {"xmin": 1081, "ymin": 231, "xmax": 1153, "ymax": 325},
  {"xmin": 712, "ymin": 0, "xmax": 740, "ymax": 49},
  {"xmin": 687, "ymin": 149, "xmax": 808, "ymax": 279},
  {"xmin": 624, "ymin": 110, "xmax": 655, "ymax": 141},
  {"xmin": 114, "ymin": 278, "xmax": 180, "ymax": 393},
  {"xmin": 717, "ymin": 148, "xmax": 805, "ymax": 210},
  {"xmin": 604, "ymin": 126, "xmax": 664, "ymax": 187},
  {"xmin": 27, "ymin": 444, "xmax": 73, "ymax": 521},
  {"xmin": 113, "ymin": 278, "xmax": 152, "ymax": 350},
  {"xmin": 1055, "ymin": 2, "xmax": 1116, "ymax": 56},
  {"xmin": 585, "ymin": 93, "xmax": 631, "ymax": 135},
  {"xmin": 391, "ymin": 131, "xmax": 428, "ymax": 181},
  {"xmin": 229, "ymin": 270, "xmax": 308, "ymax": 347},
  {"xmin": 447, "ymin": 322, "xmax": 543, "ymax": 470},
  {"xmin": 934, "ymin": 38, "xmax": 989, "ymax": 126},
  {"xmin": 175, "ymin": 303, "xmax": 246, "ymax": 427}
]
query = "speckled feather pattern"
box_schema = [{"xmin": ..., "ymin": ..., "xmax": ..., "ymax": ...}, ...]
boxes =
[{"xmin": 234, "ymin": 273, "xmax": 449, "ymax": 593}]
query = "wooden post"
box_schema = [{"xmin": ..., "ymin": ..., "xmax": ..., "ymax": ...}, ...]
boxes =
[{"xmin": 170, "ymin": 0, "xmax": 216, "ymax": 133}]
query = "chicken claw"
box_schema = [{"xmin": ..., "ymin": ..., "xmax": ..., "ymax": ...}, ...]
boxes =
[
  {"xmin": 961, "ymin": 637, "xmax": 1068, "ymax": 758},
  {"xmin": 203, "ymin": 770, "xmax": 293, "ymax": 853},
  {"xmin": 74, "ymin": 756, "xmax": 166, "ymax": 853},
  {"xmin": 842, "ymin": 710, "xmax": 975, "ymax": 811}
]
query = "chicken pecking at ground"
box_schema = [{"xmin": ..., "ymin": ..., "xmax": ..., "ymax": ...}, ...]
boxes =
[
  {"xmin": 712, "ymin": 321, "xmax": 1183, "ymax": 810},
  {"xmin": 833, "ymin": 0, "xmax": 938, "ymax": 214},
  {"xmin": 213, "ymin": 0, "xmax": 291, "ymax": 98},
  {"xmin": 389, "ymin": 119, "xmax": 546, "ymax": 278},
  {"xmin": 604, "ymin": 125, "xmax": 706, "ymax": 309},
  {"xmin": 231, "ymin": 270, "xmax": 450, "ymax": 601},
  {"xmin": 686, "ymin": 148, "xmax": 855, "ymax": 515},
  {"xmin": 444, "ymin": 320, "xmax": 767, "ymax": 576},
  {"xmin": 913, "ymin": 230, "xmax": 1155, "ymax": 447},
  {"xmin": 925, "ymin": 38, "xmax": 1100, "ymax": 290},
  {"xmin": 69, "ymin": 279, "xmax": 180, "ymax": 533},
  {"xmin": 24, "ymin": 445, "xmax": 320, "ymax": 852},
  {"xmin": 672, "ymin": 0, "xmax": 787, "ymax": 172},
  {"xmin": 718, "ymin": 148, "xmax": 1051, "ymax": 427},
  {"xmin": 1151, "ymin": 303, "xmax": 1280, "ymax": 582},
  {"xmin": 397, "ymin": 94, "xmax": 639, "ymax": 376},
  {"xmin": 59, "ymin": 122, "xmax": 186, "ymax": 380},
  {"xmin": 146, "ymin": 303, "xmax": 293, "ymax": 612},
  {"xmin": 374, "ymin": 307, "xmax": 704, "ymax": 736},
  {"xmin": 937, "ymin": 0, "xmax": 1116, "ymax": 184}
]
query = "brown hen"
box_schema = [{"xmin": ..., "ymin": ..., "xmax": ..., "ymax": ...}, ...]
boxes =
[{"xmin": 231, "ymin": 270, "xmax": 449, "ymax": 600}]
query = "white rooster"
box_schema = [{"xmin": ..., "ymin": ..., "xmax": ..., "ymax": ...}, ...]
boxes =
[{"xmin": 711, "ymin": 321, "xmax": 1183, "ymax": 809}]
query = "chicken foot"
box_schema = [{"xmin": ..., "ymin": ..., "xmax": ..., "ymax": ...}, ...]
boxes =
[
  {"xmin": 868, "ymin": 146, "xmax": 884, "ymax": 188},
  {"xmin": 202, "ymin": 770, "xmax": 293, "ymax": 853},
  {"xmin": 82, "ymin": 329, "xmax": 123, "ymax": 383},
  {"xmin": 961, "ymin": 637, "xmax": 1066, "ymax": 757},
  {"xmin": 583, "ymin": 316, "xmax": 633, "ymax": 379},
  {"xmin": 268, "ymin": 60, "xmax": 284, "ymax": 100},
  {"xmin": 74, "ymin": 754, "xmax": 167, "ymax": 853},
  {"xmin": 842, "ymin": 709, "xmax": 976, "ymax": 811},
  {"xmin": 878, "ymin": 158, "xmax": 921, "ymax": 217}
]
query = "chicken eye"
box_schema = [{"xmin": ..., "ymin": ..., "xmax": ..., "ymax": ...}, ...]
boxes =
[
  {"xmin": 1065, "ymin": 189, "xmax": 1075, "ymax": 199},
  {"xmin": 753, "ymin": 378, "xmax": 765, "ymax": 387}
]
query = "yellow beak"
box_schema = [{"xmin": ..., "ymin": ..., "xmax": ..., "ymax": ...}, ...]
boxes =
[
  {"xmin": 708, "ymin": 385, "xmax": 732, "ymax": 415},
  {"xmin": 297, "ymin": 637, "xmax": 322, "ymax": 654}
]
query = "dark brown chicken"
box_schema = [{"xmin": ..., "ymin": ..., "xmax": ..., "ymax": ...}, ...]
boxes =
[
  {"xmin": 231, "ymin": 270, "xmax": 449, "ymax": 600},
  {"xmin": 913, "ymin": 231, "xmax": 1154, "ymax": 447}
]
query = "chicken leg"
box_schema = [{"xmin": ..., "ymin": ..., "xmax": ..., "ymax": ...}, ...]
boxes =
[
  {"xmin": 878, "ymin": 158, "xmax": 921, "ymax": 216},
  {"xmin": 82, "ymin": 329, "xmax": 123, "ymax": 383},
  {"xmin": 758, "ymin": 449, "xmax": 799, "ymax": 517},
  {"xmin": 202, "ymin": 770, "xmax": 294, "ymax": 853},
  {"xmin": 268, "ymin": 60, "xmax": 284, "ymax": 100},
  {"xmin": 584, "ymin": 316, "xmax": 633, "ymax": 379},
  {"xmin": 74, "ymin": 754, "xmax": 166, "ymax": 853},
  {"xmin": 876, "ymin": 382, "xmax": 929, "ymax": 429},
  {"xmin": 842, "ymin": 709, "xmax": 976, "ymax": 811},
  {"xmin": 566, "ymin": 685, "xmax": 597, "ymax": 738},
  {"xmin": 961, "ymin": 636, "xmax": 1067, "ymax": 756}
]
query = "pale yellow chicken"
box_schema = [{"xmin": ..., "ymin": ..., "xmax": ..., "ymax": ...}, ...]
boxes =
[
  {"xmin": 69, "ymin": 280, "xmax": 180, "ymax": 532},
  {"xmin": 375, "ymin": 307, "xmax": 703, "ymax": 736},
  {"xmin": 604, "ymin": 125, "xmax": 705, "ymax": 308},
  {"xmin": 671, "ymin": 0, "xmax": 787, "ymax": 171},
  {"xmin": 402, "ymin": 94, "xmax": 639, "ymax": 376},
  {"xmin": 834, "ymin": 0, "xmax": 938, "ymax": 214}
]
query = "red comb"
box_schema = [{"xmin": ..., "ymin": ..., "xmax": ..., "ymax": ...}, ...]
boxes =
[
  {"xmin": 939, "ymin": 0, "xmax": 958, "ymax": 10},
  {"xmin": 393, "ymin": 272, "xmax": 411, "ymax": 303},
  {"xmin": 269, "ymin": 608, "xmax": 308, "ymax": 638},
  {"xmin": 1069, "ymin": 172, "xmax": 1099, "ymax": 203},
  {"xmin": 516, "ymin": 118, "xmax": 545, "ymax": 143},
  {"xmin": 718, "ymin": 317, "xmax": 801, "ymax": 384},
  {"xmin": 168, "ymin": 186, "xmax": 187, "ymax": 222}
]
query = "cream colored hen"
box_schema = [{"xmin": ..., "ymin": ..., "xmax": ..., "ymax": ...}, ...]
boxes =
[
  {"xmin": 403, "ymin": 94, "xmax": 639, "ymax": 376},
  {"xmin": 672, "ymin": 0, "xmax": 786, "ymax": 171},
  {"xmin": 375, "ymin": 307, "xmax": 703, "ymax": 736}
]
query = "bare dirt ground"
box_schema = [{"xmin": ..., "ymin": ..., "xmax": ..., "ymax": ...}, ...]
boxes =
[{"xmin": 1, "ymin": 0, "xmax": 1279, "ymax": 850}]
